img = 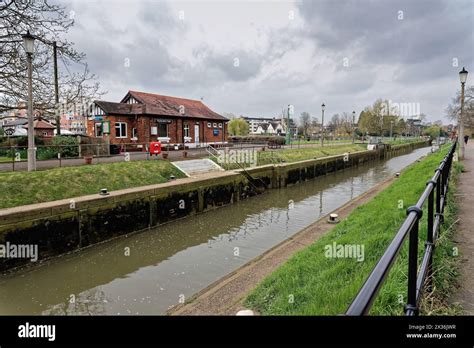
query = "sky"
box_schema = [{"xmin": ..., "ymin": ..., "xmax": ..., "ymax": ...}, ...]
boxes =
[{"xmin": 58, "ymin": 0, "xmax": 473, "ymax": 123}]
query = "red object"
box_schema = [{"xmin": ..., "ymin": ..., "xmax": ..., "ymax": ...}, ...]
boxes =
[{"xmin": 150, "ymin": 141, "xmax": 162, "ymax": 155}]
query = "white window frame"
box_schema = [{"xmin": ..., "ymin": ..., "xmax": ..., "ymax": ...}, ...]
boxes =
[
  {"xmin": 218, "ymin": 123, "xmax": 223, "ymax": 128},
  {"xmin": 132, "ymin": 127, "xmax": 138, "ymax": 139},
  {"xmin": 115, "ymin": 122, "xmax": 127, "ymax": 138},
  {"xmin": 213, "ymin": 122, "xmax": 217, "ymax": 128},
  {"xmin": 207, "ymin": 122, "xmax": 211, "ymax": 128},
  {"xmin": 184, "ymin": 124, "xmax": 190, "ymax": 137}
]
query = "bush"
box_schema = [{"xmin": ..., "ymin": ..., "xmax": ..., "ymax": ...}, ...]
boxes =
[{"xmin": 51, "ymin": 136, "xmax": 79, "ymax": 158}]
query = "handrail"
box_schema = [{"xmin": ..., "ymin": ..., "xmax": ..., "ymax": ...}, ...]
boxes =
[
  {"xmin": 346, "ymin": 141, "xmax": 457, "ymax": 316},
  {"xmin": 206, "ymin": 145, "xmax": 267, "ymax": 193}
]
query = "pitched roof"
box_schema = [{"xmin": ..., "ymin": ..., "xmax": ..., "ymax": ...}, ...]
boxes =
[
  {"xmin": 3, "ymin": 118, "xmax": 28, "ymax": 126},
  {"xmin": 94, "ymin": 101, "xmax": 144, "ymax": 115},
  {"xmin": 23, "ymin": 120, "xmax": 55, "ymax": 129},
  {"xmin": 123, "ymin": 90, "xmax": 227, "ymax": 121}
]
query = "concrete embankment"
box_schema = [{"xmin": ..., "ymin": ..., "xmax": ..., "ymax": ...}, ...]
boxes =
[{"xmin": 0, "ymin": 141, "xmax": 428, "ymax": 271}]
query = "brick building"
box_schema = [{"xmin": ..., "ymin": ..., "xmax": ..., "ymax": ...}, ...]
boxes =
[{"xmin": 87, "ymin": 91, "xmax": 228, "ymax": 147}]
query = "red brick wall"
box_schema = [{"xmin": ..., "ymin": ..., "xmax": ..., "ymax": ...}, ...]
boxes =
[{"xmin": 87, "ymin": 115, "xmax": 228, "ymax": 145}]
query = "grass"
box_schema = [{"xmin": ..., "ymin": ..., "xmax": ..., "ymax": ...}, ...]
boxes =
[
  {"xmin": 244, "ymin": 144, "xmax": 461, "ymax": 315},
  {"xmin": 214, "ymin": 144, "xmax": 366, "ymax": 169},
  {"xmin": 258, "ymin": 144, "xmax": 366, "ymax": 165},
  {"xmin": 0, "ymin": 160, "xmax": 185, "ymax": 209}
]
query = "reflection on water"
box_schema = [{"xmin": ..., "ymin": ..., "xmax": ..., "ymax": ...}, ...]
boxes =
[{"xmin": 0, "ymin": 147, "xmax": 431, "ymax": 315}]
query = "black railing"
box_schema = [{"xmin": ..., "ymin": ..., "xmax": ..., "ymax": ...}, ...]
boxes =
[{"xmin": 346, "ymin": 141, "xmax": 457, "ymax": 316}]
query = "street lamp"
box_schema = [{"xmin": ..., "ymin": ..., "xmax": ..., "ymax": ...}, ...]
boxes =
[
  {"xmin": 23, "ymin": 30, "xmax": 36, "ymax": 171},
  {"xmin": 459, "ymin": 67, "xmax": 468, "ymax": 160},
  {"xmin": 321, "ymin": 103, "xmax": 325, "ymax": 147},
  {"xmin": 352, "ymin": 110, "xmax": 356, "ymax": 144},
  {"xmin": 390, "ymin": 120, "xmax": 394, "ymax": 142},
  {"xmin": 285, "ymin": 104, "xmax": 291, "ymax": 145}
]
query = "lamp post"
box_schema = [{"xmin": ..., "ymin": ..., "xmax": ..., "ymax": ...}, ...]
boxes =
[
  {"xmin": 390, "ymin": 120, "xmax": 394, "ymax": 142},
  {"xmin": 459, "ymin": 67, "xmax": 468, "ymax": 160},
  {"xmin": 23, "ymin": 31, "xmax": 36, "ymax": 171},
  {"xmin": 285, "ymin": 104, "xmax": 291, "ymax": 145},
  {"xmin": 321, "ymin": 103, "xmax": 325, "ymax": 147},
  {"xmin": 352, "ymin": 110, "xmax": 356, "ymax": 144}
]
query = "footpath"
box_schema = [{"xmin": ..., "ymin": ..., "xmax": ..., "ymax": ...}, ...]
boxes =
[{"xmin": 452, "ymin": 142, "xmax": 474, "ymax": 314}]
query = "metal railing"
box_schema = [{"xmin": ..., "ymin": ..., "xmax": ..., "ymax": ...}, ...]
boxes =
[{"xmin": 346, "ymin": 141, "xmax": 457, "ymax": 316}]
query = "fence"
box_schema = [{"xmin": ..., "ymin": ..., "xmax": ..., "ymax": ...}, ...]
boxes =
[{"xmin": 346, "ymin": 141, "xmax": 457, "ymax": 315}]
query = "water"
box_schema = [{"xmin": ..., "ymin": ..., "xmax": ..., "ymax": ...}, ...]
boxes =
[{"xmin": 0, "ymin": 147, "xmax": 431, "ymax": 315}]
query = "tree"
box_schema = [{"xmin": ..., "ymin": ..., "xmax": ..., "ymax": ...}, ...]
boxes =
[
  {"xmin": 228, "ymin": 118, "xmax": 249, "ymax": 136},
  {"xmin": 446, "ymin": 85, "xmax": 474, "ymax": 129},
  {"xmin": 299, "ymin": 112, "xmax": 311, "ymax": 136},
  {"xmin": 423, "ymin": 125, "xmax": 441, "ymax": 139},
  {"xmin": 0, "ymin": 0, "xmax": 104, "ymax": 116}
]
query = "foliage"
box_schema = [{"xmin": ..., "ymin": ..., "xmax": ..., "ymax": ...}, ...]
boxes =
[{"xmin": 228, "ymin": 118, "xmax": 250, "ymax": 136}]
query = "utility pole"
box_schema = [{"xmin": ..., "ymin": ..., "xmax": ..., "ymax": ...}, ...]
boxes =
[
  {"xmin": 53, "ymin": 41, "xmax": 60, "ymax": 136},
  {"xmin": 390, "ymin": 120, "xmax": 394, "ymax": 142},
  {"xmin": 23, "ymin": 31, "xmax": 36, "ymax": 172}
]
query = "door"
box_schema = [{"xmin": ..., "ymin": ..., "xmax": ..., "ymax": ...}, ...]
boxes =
[{"xmin": 194, "ymin": 124, "xmax": 200, "ymax": 144}]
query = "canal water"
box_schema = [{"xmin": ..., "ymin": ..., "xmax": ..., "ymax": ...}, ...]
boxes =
[{"xmin": 0, "ymin": 147, "xmax": 431, "ymax": 315}]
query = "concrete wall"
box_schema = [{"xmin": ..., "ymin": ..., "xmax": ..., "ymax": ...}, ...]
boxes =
[{"xmin": 0, "ymin": 141, "xmax": 428, "ymax": 272}]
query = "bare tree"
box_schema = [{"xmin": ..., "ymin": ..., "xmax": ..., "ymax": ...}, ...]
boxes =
[
  {"xmin": 0, "ymin": 0, "xmax": 104, "ymax": 117},
  {"xmin": 299, "ymin": 111, "xmax": 311, "ymax": 136},
  {"xmin": 446, "ymin": 85, "xmax": 474, "ymax": 128}
]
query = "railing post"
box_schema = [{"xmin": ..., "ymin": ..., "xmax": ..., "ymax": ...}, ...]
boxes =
[
  {"xmin": 426, "ymin": 181, "xmax": 436, "ymax": 292},
  {"xmin": 435, "ymin": 169, "xmax": 443, "ymax": 223},
  {"xmin": 405, "ymin": 206, "xmax": 422, "ymax": 316}
]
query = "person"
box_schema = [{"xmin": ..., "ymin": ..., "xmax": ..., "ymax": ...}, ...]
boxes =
[{"xmin": 464, "ymin": 135, "xmax": 469, "ymax": 144}]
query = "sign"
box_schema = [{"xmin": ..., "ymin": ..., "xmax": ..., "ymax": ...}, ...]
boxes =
[
  {"xmin": 156, "ymin": 119, "xmax": 172, "ymax": 124},
  {"xmin": 101, "ymin": 121, "xmax": 111, "ymax": 134},
  {"xmin": 94, "ymin": 116, "xmax": 103, "ymax": 121},
  {"xmin": 213, "ymin": 129, "xmax": 219, "ymax": 136},
  {"xmin": 4, "ymin": 127, "xmax": 15, "ymax": 136}
]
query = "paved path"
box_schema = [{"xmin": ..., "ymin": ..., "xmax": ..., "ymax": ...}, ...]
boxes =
[{"xmin": 452, "ymin": 142, "xmax": 474, "ymax": 314}]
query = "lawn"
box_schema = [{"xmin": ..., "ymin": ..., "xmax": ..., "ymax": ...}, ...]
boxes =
[
  {"xmin": 0, "ymin": 160, "xmax": 185, "ymax": 209},
  {"xmin": 245, "ymin": 145, "xmax": 460, "ymax": 315},
  {"xmin": 258, "ymin": 144, "xmax": 365, "ymax": 165}
]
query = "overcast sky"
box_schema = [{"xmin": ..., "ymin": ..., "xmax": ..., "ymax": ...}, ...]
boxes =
[{"xmin": 59, "ymin": 0, "xmax": 473, "ymax": 123}]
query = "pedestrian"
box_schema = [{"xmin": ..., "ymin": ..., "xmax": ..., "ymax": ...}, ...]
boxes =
[{"xmin": 464, "ymin": 135, "xmax": 469, "ymax": 144}]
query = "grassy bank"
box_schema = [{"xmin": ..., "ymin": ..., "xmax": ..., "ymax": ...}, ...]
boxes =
[
  {"xmin": 0, "ymin": 160, "xmax": 185, "ymax": 209},
  {"xmin": 215, "ymin": 144, "xmax": 366, "ymax": 169},
  {"xmin": 245, "ymin": 145, "xmax": 460, "ymax": 315},
  {"xmin": 258, "ymin": 144, "xmax": 365, "ymax": 165}
]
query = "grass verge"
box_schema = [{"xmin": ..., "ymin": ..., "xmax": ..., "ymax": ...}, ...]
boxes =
[
  {"xmin": 0, "ymin": 160, "xmax": 185, "ymax": 209},
  {"xmin": 244, "ymin": 145, "xmax": 461, "ymax": 315}
]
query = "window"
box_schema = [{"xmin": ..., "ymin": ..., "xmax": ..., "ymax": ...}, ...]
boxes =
[
  {"xmin": 43, "ymin": 131, "xmax": 48, "ymax": 136},
  {"xmin": 184, "ymin": 124, "xmax": 190, "ymax": 137},
  {"xmin": 207, "ymin": 122, "xmax": 211, "ymax": 128},
  {"xmin": 115, "ymin": 122, "xmax": 127, "ymax": 138},
  {"xmin": 158, "ymin": 123, "xmax": 168, "ymax": 137},
  {"xmin": 213, "ymin": 122, "xmax": 217, "ymax": 128},
  {"xmin": 132, "ymin": 127, "xmax": 138, "ymax": 139},
  {"xmin": 95, "ymin": 123, "xmax": 103, "ymax": 137},
  {"xmin": 218, "ymin": 123, "xmax": 223, "ymax": 128}
]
